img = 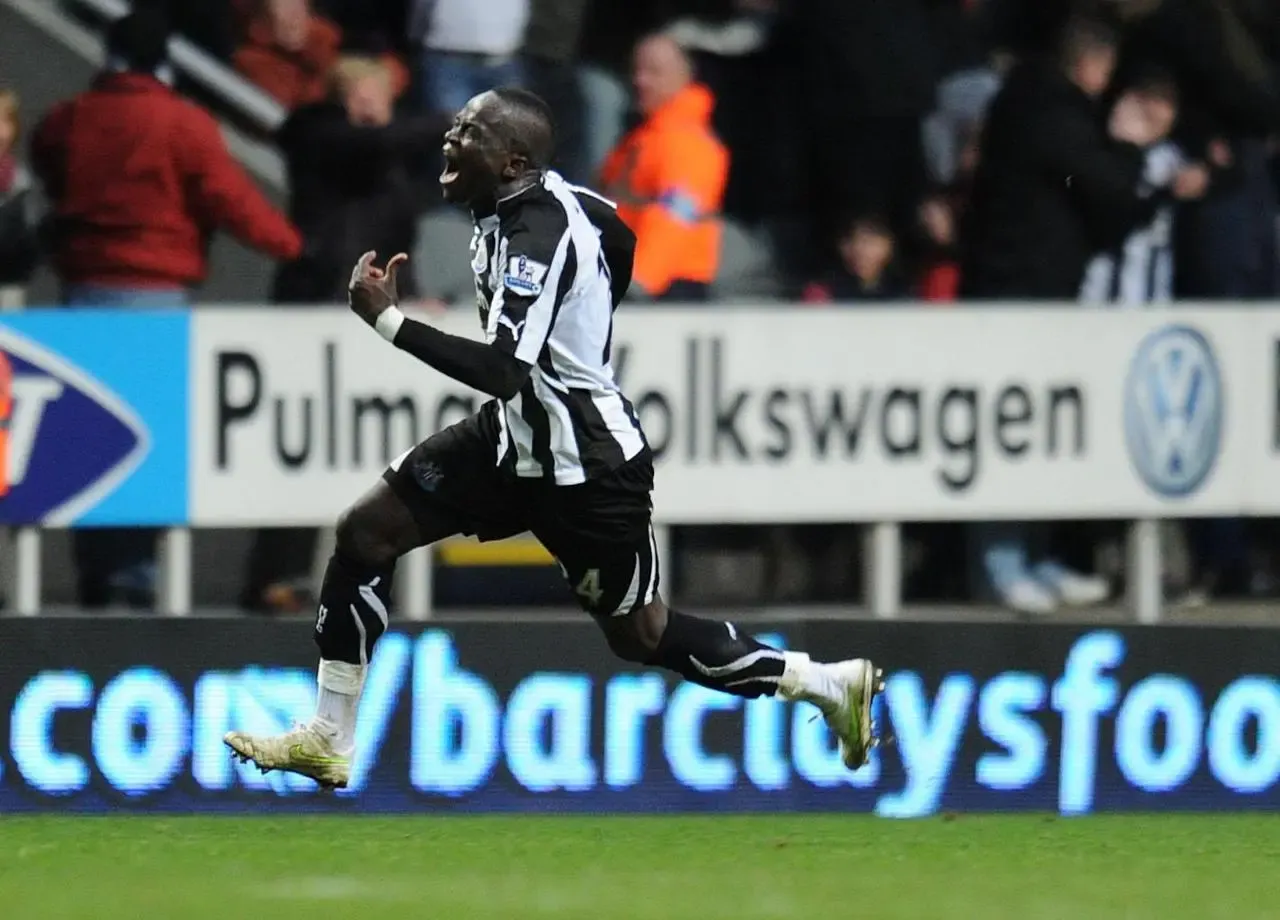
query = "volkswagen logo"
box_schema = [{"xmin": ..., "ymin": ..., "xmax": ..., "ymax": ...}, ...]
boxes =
[{"xmin": 1124, "ymin": 325, "xmax": 1223, "ymax": 498}]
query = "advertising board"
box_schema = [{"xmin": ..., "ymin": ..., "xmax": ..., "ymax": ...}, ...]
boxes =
[
  {"xmin": 0, "ymin": 310, "xmax": 189, "ymax": 525},
  {"xmin": 189, "ymin": 307, "xmax": 1271, "ymax": 525},
  {"xmin": 8, "ymin": 305, "xmax": 1280, "ymax": 527},
  {"xmin": 3, "ymin": 618, "xmax": 1277, "ymax": 815}
]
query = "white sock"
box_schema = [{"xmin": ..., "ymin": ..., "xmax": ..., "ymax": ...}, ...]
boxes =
[
  {"xmin": 310, "ymin": 659, "xmax": 365, "ymax": 754},
  {"xmin": 777, "ymin": 651, "xmax": 843, "ymax": 707}
]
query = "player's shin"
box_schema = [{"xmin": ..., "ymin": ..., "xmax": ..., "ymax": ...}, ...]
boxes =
[
  {"xmin": 309, "ymin": 551, "xmax": 393, "ymax": 752},
  {"xmin": 646, "ymin": 609, "xmax": 841, "ymax": 703},
  {"xmin": 646, "ymin": 608, "xmax": 883, "ymax": 769}
]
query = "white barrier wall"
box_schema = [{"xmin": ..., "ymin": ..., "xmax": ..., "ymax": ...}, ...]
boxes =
[
  {"xmin": 192, "ymin": 307, "xmax": 1264, "ymax": 525},
  {"xmin": 4, "ymin": 303, "xmax": 1277, "ymax": 618}
]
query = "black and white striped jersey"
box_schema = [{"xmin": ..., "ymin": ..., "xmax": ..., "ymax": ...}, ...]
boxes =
[
  {"xmin": 1080, "ymin": 143, "xmax": 1182, "ymax": 306},
  {"xmin": 470, "ymin": 170, "xmax": 649, "ymax": 484}
]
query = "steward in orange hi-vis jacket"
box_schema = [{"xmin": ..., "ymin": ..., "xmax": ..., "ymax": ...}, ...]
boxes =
[{"xmin": 600, "ymin": 36, "xmax": 728, "ymax": 301}]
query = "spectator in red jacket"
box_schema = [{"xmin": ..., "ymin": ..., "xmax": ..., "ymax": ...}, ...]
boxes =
[
  {"xmin": 31, "ymin": 7, "xmax": 303, "ymax": 301},
  {"xmin": 29, "ymin": 6, "xmax": 304, "ymax": 610},
  {"xmin": 234, "ymin": 0, "xmax": 342, "ymax": 110},
  {"xmin": 233, "ymin": 0, "xmax": 411, "ymax": 111}
]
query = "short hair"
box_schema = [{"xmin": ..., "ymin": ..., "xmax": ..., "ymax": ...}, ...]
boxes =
[
  {"xmin": 0, "ymin": 88, "xmax": 20, "ymax": 140},
  {"xmin": 1058, "ymin": 16, "xmax": 1119, "ymax": 66},
  {"xmin": 1124, "ymin": 65, "xmax": 1179, "ymax": 107},
  {"xmin": 330, "ymin": 56, "xmax": 391, "ymax": 96},
  {"xmin": 636, "ymin": 32, "xmax": 694, "ymax": 81},
  {"xmin": 105, "ymin": 6, "xmax": 172, "ymax": 74},
  {"xmin": 490, "ymin": 86, "xmax": 556, "ymax": 170},
  {"xmin": 841, "ymin": 212, "xmax": 893, "ymax": 241}
]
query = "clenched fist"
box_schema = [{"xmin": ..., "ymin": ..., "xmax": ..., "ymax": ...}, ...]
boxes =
[{"xmin": 348, "ymin": 251, "xmax": 408, "ymax": 326}]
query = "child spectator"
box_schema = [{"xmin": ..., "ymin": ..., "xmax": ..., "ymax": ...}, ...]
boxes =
[{"xmin": 802, "ymin": 215, "xmax": 910, "ymax": 303}]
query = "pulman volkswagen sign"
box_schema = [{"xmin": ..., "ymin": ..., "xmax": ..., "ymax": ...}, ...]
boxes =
[
  {"xmin": 188, "ymin": 307, "xmax": 1267, "ymax": 523},
  {"xmin": 1123, "ymin": 324, "xmax": 1224, "ymax": 498},
  {"xmin": 15, "ymin": 305, "xmax": 1280, "ymax": 525}
]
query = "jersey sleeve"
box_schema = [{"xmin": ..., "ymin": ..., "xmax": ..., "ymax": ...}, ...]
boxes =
[
  {"xmin": 491, "ymin": 210, "xmax": 576, "ymax": 365},
  {"xmin": 574, "ymin": 189, "xmax": 636, "ymax": 307}
]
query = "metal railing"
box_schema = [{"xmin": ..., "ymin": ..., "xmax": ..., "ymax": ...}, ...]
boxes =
[
  {"xmin": 3, "ymin": 0, "xmax": 288, "ymax": 188},
  {"xmin": 4, "ymin": 520, "xmax": 1165, "ymax": 622},
  {"xmin": 65, "ymin": 0, "xmax": 287, "ymax": 133}
]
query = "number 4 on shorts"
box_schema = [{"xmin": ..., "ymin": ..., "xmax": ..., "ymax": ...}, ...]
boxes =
[{"xmin": 575, "ymin": 568, "xmax": 604, "ymax": 607}]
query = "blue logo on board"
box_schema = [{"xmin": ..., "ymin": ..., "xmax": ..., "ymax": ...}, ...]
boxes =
[
  {"xmin": 0, "ymin": 328, "xmax": 150, "ymax": 524},
  {"xmin": 1123, "ymin": 325, "xmax": 1223, "ymax": 498}
]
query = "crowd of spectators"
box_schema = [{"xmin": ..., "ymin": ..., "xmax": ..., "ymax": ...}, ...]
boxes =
[
  {"xmin": 39, "ymin": 0, "xmax": 1268, "ymax": 302},
  {"xmin": 1, "ymin": 0, "xmax": 1279, "ymax": 613}
]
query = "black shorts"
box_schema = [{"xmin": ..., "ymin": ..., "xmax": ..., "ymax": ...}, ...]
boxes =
[{"xmin": 382, "ymin": 408, "xmax": 659, "ymax": 617}]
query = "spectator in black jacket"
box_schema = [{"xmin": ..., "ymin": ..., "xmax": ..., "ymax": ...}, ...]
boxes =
[
  {"xmin": 1111, "ymin": 0, "xmax": 1280, "ymax": 603},
  {"xmin": 241, "ymin": 55, "xmax": 444, "ymax": 614},
  {"xmin": 1113, "ymin": 0, "xmax": 1280, "ymax": 299},
  {"xmin": 960, "ymin": 18, "xmax": 1195, "ymax": 616},
  {"xmin": 272, "ymin": 55, "xmax": 444, "ymax": 304},
  {"xmin": 961, "ymin": 17, "xmax": 1182, "ymax": 300}
]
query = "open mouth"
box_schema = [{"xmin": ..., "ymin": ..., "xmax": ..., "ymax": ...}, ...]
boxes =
[{"xmin": 440, "ymin": 148, "xmax": 461, "ymax": 186}]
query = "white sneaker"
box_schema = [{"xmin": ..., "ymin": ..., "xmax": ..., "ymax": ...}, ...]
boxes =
[
  {"xmin": 223, "ymin": 724, "xmax": 351, "ymax": 790},
  {"xmin": 811, "ymin": 659, "xmax": 885, "ymax": 770},
  {"xmin": 1000, "ymin": 578, "xmax": 1058, "ymax": 616},
  {"xmin": 1052, "ymin": 572, "xmax": 1110, "ymax": 608}
]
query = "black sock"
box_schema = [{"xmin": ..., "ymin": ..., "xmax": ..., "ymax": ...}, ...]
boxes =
[
  {"xmin": 313, "ymin": 552, "xmax": 393, "ymax": 665},
  {"xmin": 647, "ymin": 610, "xmax": 785, "ymax": 698}
]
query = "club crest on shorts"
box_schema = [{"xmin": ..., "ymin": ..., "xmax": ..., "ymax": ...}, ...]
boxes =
[{"xmin": 504, "ymin": 254, "xmax": 549, "ymax": 297}]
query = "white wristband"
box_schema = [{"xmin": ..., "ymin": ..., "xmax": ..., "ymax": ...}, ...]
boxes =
[{"xmin": 374, "ymin": 306, "xmax": 405, "ymax": 342}]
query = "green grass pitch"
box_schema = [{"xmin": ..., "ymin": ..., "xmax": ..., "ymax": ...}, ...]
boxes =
[{"xmin": 1, "ymin": 814, "xmax": 1277, "ymax": 919}]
